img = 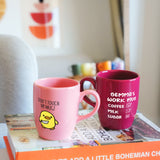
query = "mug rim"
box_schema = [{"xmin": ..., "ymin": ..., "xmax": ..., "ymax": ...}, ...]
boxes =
[
  {"xmin": 34, "ymin": 77, "xmax": 79, "ymax": 90},
  {"xmin": 97, "ymin": 70, "xmax": 140, "ymax": 81}
]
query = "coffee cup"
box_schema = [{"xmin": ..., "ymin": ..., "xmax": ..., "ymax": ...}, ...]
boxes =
[
  {"xmin": 81, "ymin": 63, "xmax": 96, "ymax": 76},
  {"xmin": 80, "ymin": 70, "xmax": 140, "ymax": 130},
  {"xmin": 96, "ymin": 61, "xmax": 112, "ymax": 72},
  {"xmin": 70, "ymin": 64, "xmax": 81, "ymax": 76},
  {"xmin": 33, "ymin": 77, "xmax": 100, "ymax": 140}
]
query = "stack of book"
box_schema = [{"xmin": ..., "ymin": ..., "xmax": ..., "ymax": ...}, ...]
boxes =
[{"xmin": 4, "ymin": 110, "xmax": 160, "ymax": 160}]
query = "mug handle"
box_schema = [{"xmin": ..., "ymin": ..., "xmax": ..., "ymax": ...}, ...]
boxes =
[
  {"xmin": 80, "ymin": 77, "xmax": 96, "ymax": 107},
  {"xmin": 77, "ymin": 89, "xmax": 100, "ymax": 122}
]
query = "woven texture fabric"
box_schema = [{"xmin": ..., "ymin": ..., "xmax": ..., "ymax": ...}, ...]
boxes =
[{"xmin": 0, "ymin": 35, "xmax": 38, "ymax": 122}]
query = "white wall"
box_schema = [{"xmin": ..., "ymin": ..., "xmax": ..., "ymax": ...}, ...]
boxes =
[
  {"xmin": 0, "ymin": 0, "xmax": 116, "ymax": 59},
  {"xmin": 58, "ymin": 0, "xmax": 116, "ymax": 60},
  {"xmin": 0, "ymin": 0, "xmax": 21, "ymax": 37},
  {"xmin": 0, "ymin": 0, "xmax": 116, "ymax": 77},
  {"xmin": 130, "ymin": 0, "xmax": 160, "ymax": 125}
]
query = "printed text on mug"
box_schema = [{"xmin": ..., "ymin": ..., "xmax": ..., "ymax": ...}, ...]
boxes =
[
  {"xmin": 107, "ymin": 92, "xmax": 136, "ymax": 120},
  {"xmin": 38, "ymin": 97, "xmax": 60, "ymax": 111}
]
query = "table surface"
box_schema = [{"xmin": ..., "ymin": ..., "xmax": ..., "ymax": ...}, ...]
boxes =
[
  {"xmin": 0, "ymin": 123, "xmax": 9, "ymax": 159},
  {"xmin": 0, "ymin": 148, "xmax": 9, "ymax": 160}
]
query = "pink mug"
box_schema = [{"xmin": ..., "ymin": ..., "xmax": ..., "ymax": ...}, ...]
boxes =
[
  {"xmin": 80, "ymin": 70, "xmax": 140, "ymax": 130},
  {"xmin": 33, "ymin": 77, "xmax": 100, "ymax": 140}
]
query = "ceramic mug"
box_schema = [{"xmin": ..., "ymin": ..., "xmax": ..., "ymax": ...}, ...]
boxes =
[
  {"xmin": 96, "ymin": 61, "xmax": 112, "ymax": 72},
  {"xmin": 70, "ymin": 64, "xmax": 81, "ymax": 76},
  {"xmin": 81, "ymin": 63, "xmax": 96, "ymax": 76},
  {"xmin": 80, "ymin": 70, "xmax": 140, "ymax": 130},
  {"xmin": 33, "ymin": 77, "xmax": 100, "ymax": 140}
]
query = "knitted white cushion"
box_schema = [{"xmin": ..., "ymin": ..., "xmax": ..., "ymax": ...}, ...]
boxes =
[{"xmin": 0, "ymin": 35, "xmax": 38, "ymax": 122}]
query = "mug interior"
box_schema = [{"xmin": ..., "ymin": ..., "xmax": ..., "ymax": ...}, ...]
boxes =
[
  {"xmin": 35, "ymin": 78, "xmax": 79, "ymax": 88},
  {"xmin": 97, "ymin": 70, "xmax": 139, "ymax": 80}
]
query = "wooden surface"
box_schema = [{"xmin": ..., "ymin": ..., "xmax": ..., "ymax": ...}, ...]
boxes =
[
  {"xmin": 0, "ymin": 149, "xmax": 9, "ymax": 160},
  {"xmin": 123, "ymin": 0, "xmax": 130, "ymax": 70}
]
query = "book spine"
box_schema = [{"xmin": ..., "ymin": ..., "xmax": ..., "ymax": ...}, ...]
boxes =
[{"xmin": 15, "ymin": 141, "xmax": 160, "ymax": 160}]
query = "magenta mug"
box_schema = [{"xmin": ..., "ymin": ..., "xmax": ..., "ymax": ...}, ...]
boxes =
[
  {"xmin": 33, "ymin": 77, "xmax": 100, "ymax": 140},
  {"xmin": 80, "ymin": 70, "xmax": 140, "ymax": 130}
]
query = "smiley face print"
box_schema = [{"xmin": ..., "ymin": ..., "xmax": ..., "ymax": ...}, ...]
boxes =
[{"xmin": 39, "ymin": 111, "xmax": 58, "ymax": 130}]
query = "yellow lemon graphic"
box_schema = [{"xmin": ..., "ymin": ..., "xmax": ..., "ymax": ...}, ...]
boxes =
[{"xmin": 39, "ymin": 111, "xmax": 58, "ymax": 130}]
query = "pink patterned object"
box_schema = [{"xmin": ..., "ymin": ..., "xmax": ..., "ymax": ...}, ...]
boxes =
[{"xmin": 33, "ymin": 78, "xmax": 100, "ymax": 140}]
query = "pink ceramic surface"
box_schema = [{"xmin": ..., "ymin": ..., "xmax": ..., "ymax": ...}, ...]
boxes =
[
  {"xmin": 33, "ymin": 78, "xmax": 100, "ymax": 140},
  {"xmin": 80, "ymin": 70, "xmax": 140, "ymax": 130}
]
